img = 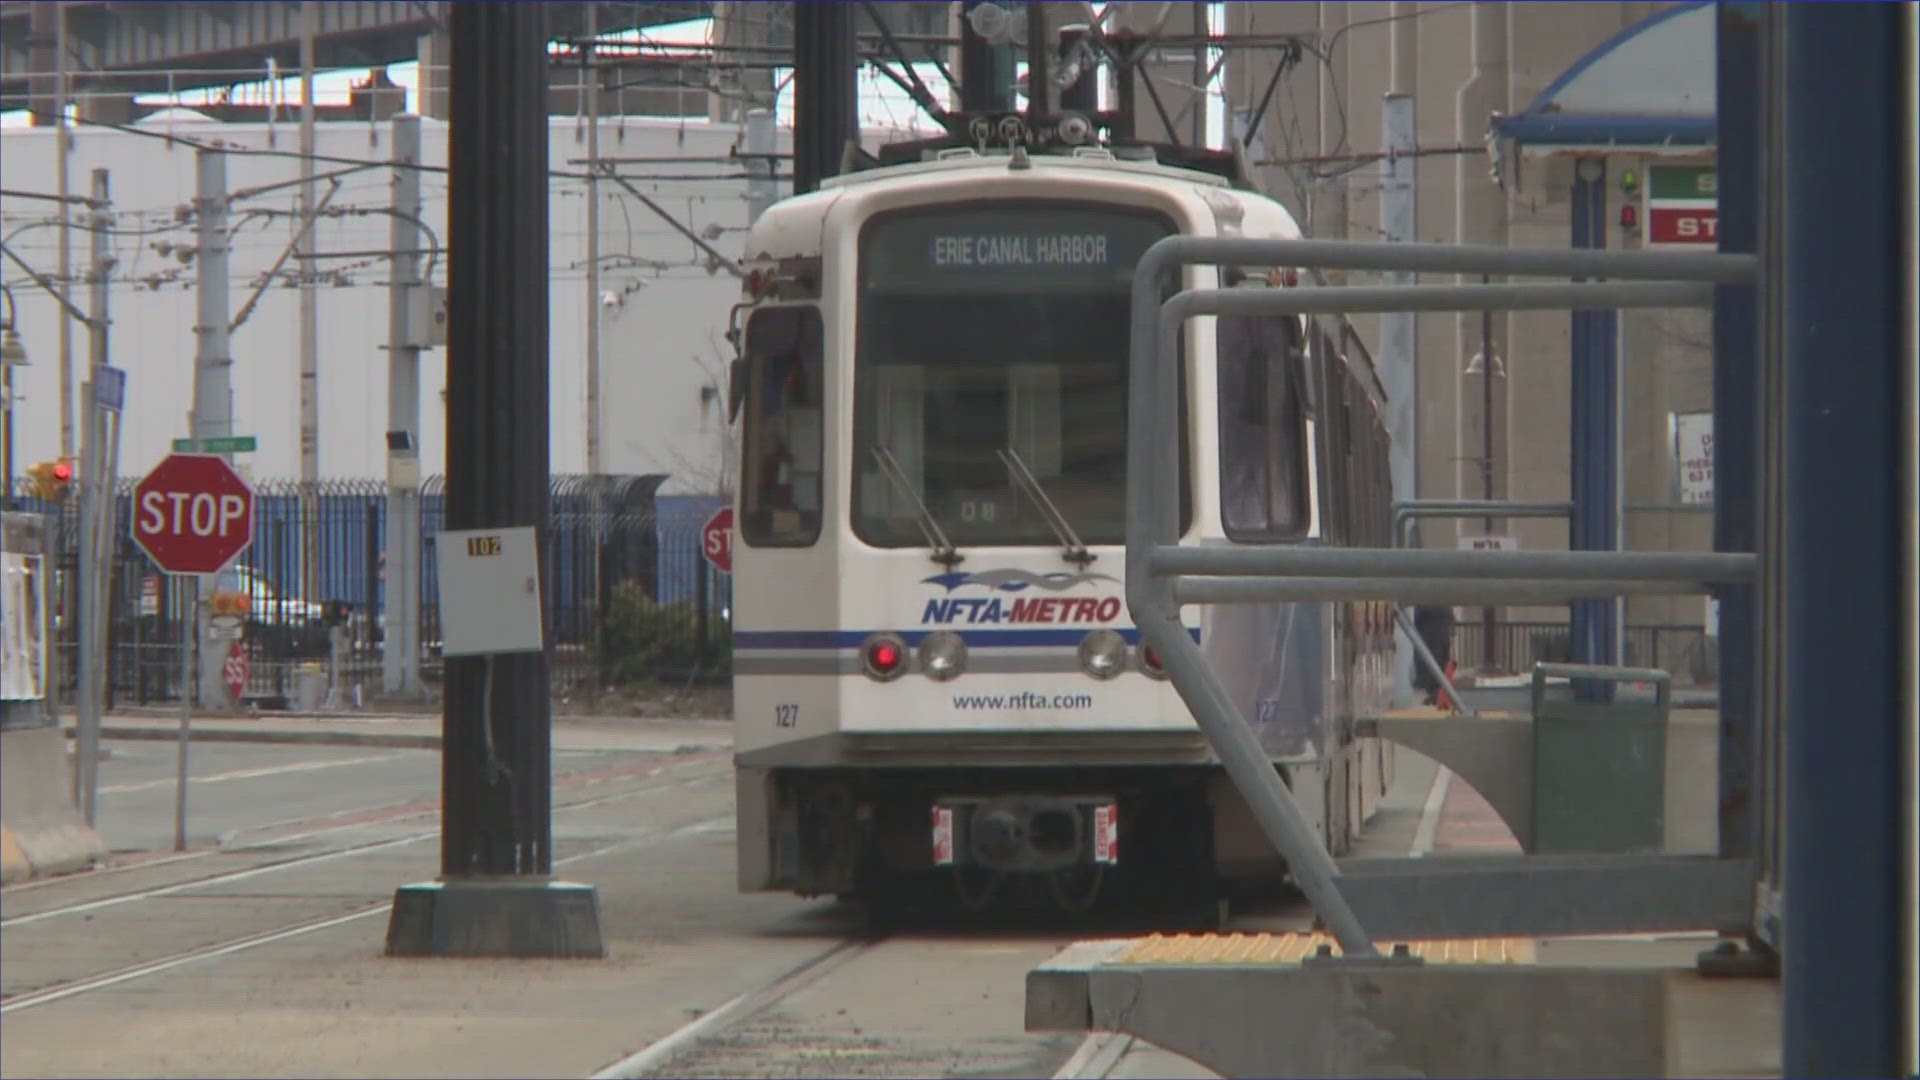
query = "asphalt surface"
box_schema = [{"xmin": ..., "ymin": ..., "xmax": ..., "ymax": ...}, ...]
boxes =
[{"xmin": 6, "ymin": 708, "xmax": 1770, "ymax": 1078}]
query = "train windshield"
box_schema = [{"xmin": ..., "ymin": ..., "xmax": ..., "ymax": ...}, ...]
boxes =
[{"xmin": 853, "ymin": 202, "xmax": 1177, "ymax": 549}]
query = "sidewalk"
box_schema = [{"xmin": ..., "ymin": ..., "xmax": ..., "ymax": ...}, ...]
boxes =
[{"xmin": 65, "ymin": 707, "xmax": 735, "ymax": 754}]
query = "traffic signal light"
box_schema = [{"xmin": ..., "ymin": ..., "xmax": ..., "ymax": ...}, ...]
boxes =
[{"xmin": 25, "ymin": 459, "xmax": 75, "ymax": 502}]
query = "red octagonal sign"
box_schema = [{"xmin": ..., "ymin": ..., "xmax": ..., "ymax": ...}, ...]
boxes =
[
  {"xmin": 702, "ymin": 506, "xmax": 734, "ymax": 574},
  {"xmin": 132, "ymin": 453, "xmax": 256, "ymax": 575}
]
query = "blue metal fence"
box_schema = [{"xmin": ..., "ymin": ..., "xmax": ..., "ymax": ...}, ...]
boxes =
[{"xmin": 9, "ymin": 473, "xmax": 731, "ymax": 707}]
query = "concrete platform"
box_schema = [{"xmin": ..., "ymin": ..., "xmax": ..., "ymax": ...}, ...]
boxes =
[
  {"xmin": 1358, "ymin": 707, "xmax": 1719, "ymax": 855},
  {"xmin": 1027, "ymin": 931, "xmax": 1780, "ymax": 1079}
]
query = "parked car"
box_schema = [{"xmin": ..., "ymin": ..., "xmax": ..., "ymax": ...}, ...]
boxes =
[{"xmin": 214, "ymin": 566, "xmax": 331, "ymax": 658}]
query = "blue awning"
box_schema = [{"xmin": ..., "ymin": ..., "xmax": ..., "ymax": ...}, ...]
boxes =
[{"xmin": 1493, "ymin": 2, "xmax": 1716, "ymax": 151}]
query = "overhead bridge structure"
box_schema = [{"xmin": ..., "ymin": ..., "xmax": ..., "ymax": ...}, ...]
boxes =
[{"xmin": 0, "ymin": 1, "xmax": 951, "ymax": 120}]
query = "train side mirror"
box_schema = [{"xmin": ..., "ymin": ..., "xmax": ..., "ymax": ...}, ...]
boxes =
[
  {"xmin": 727, "ymin": 357, "xmax": 748, "ymax": 423},
  {"xmin": 1221, "ymin": 318, "xmax": 1267, "ymax": 426},
  {"xmin": 1242, "ymin": 355, "xmax": 1269, "ymax": 426}
]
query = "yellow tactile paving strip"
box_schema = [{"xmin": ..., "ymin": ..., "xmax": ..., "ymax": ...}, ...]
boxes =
[{"xmin": 1118, "ymin": 932, "xmax": 1537, "ymax": 966}]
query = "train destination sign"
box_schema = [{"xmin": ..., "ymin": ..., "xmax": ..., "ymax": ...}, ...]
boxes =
[
  {"xmin": 865, "ymin": 205, "xmax": 1172, "ymax": 293},
  {"xmin": 930, "ymin": 233, "xmax": 1111, "ymax": 268}
]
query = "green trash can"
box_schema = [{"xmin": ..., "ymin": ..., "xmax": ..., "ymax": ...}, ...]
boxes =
[{"xmin": 1530, "ymin": 662, "xmax": 1671, "ymax": 853}]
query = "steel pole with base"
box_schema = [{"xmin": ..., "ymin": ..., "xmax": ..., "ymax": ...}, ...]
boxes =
[
  {"xmin": 384, "ymin": 1, "xmax": 602, "ymax": 960},
  {"xmin": 174, "ymin": 575, "xmax": 197, "ymax": 852}
]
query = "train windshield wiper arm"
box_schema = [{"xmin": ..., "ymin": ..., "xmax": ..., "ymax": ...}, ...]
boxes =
[
  {"xmin": 871, "ymin": 445, "xmax": 962, "ymax": 568},
  {"xmin": 997, "ymin": 448, "xmax": 1094, "ymax": 568}
]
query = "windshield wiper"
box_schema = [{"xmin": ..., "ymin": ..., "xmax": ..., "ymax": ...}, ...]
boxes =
[
  {"xmin": 997, "ymin": 447, "xmax": 1094, "ymax": 568},
  {"xmin": 871, "ymin": 445, "xmax": 962, "ymax": 568}
]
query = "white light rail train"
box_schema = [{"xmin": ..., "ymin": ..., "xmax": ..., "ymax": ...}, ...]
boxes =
[{"xmin": 726, "ymin": 138, "xmax": 1396, "ymax": 923}]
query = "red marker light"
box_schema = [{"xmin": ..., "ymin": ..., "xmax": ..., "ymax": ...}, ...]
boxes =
[
  {"xmin": 862, "ymin": 633, "xmax": 909, "ymax": 680},
  {"xmin": 52, "ymin": 462, "xmax": 73, "ymax": 481},
  {"xmin": 1140, "ymin": 645, "xmax": 1168, "ymax": 679}
]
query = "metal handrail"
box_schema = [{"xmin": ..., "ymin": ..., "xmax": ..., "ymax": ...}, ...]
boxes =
[{"xmin": 1124, "ymin": 236, "xmax": 1761, "ymax": 957}]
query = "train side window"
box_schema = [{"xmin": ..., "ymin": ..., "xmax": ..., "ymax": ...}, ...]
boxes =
[
  {"xmin": 1217, "ymin": 315, "xmax": 1310, "ymax": 542},
  {"xmin": 741, "ymin": 306, "xmax": 825, "ymax": 546},
  {"xmin": 1313, "ymin": 328, "xmax": 1352, "ymax": 546}
]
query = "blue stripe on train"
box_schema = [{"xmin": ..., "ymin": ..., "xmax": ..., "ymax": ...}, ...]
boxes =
[{"xmin": 733, "ymin": 627, "xmax": 1202, "ymax": 649}]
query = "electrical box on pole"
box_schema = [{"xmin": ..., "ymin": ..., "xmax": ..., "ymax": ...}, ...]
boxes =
[{"xmin": 434, "ymin": 527, "xmax": 545, "ymax": 657}]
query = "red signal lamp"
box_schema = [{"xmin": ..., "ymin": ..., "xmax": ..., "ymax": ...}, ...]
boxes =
[
  {"xmin": 862, "ymin": 633, "xmax": 908, "ymax": 681},
  {"xmin": 1619, "ymin": 203, "xmax": 1639, "ymax": 231},
  {"xmin": 1140, "ymin": 644, "xmax": 1168, "ymax": 680}
]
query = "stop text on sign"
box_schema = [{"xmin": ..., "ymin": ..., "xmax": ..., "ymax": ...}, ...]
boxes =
[
  {"xmin": 131, "ymin": 453, "xmax": 255, "ymax": 574},
  {"xmin": 138, "ymin": 491, "xmax": 249, "ymax": 538}
]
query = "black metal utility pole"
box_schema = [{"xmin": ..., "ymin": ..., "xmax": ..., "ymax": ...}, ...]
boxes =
[
  {"xmin": 959, "ymin": 1, "xmax": 1015, "ymax": 113},
  {"xmin": 792, "ymin": 1, "xmax": 857, "ymax": 194},
  {"xmin": 386, "ymin": 0, "xmax": 602, "ymax": 958}
]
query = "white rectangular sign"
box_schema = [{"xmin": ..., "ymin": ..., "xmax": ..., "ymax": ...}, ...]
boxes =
[
  {"xmin": 434, "ymin": 526, "xmax": 546, "ymax": 657},
  {"xmin": 1674, "ymin": 411, "xmax": 1714, "ymax": 505},
  {"xmin": 1457, "ymin": 535, "xmax": 1519, "ymax": 552},
  {"xmin": 1, "ymin": 551, "xmax": 47, "ymax": 700}
]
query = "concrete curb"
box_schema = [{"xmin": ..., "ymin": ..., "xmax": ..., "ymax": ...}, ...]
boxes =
[{"xmin": 68, "ymin": 724, "xmax": 443, "ymax": 750}]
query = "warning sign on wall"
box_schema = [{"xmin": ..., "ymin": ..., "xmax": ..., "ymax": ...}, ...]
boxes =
[{"xmin": 1674, "ymin": 411, "xmax": 1713, "ymax": 505}]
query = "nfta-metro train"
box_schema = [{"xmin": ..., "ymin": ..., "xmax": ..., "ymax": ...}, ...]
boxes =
[{"xmin": 726, "ymin": 136, "xmax": 1396, "ymax": 922}]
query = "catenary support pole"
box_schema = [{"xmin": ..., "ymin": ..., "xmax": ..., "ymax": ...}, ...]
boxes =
[
  {"xmin": 386, "ymin": 1, "xmax": 602, "ymax": 959},
  {"xmin": 792, "ymin": 1, "xmax": 856, "ymax": 195},
  {"xmin": 1710, "ymin": 0, "xmax": 1761, "ymax": 870},
  {"xmin": 583, "ymin": 7, "xmax": 602, "ymax": 487},
  {"xmin": 298, "ymin": 0, "xmax": 321, "ymax": 612},
  {"xmin": 74, "ymin": 167, "xmax": 112, "ymax": 822},
  {"xmin": 382, "ymin": 113, "xmax": 426, "ymax": 699},
  {"xmin": 52, "ymin": 2, "xmax": 72, "ymax": 459},
  {"xmin": 745, "ymin": 108, "xmax": 777, "ymax": 224},
  {"xmin": 1379, "ymin": 91, "xmax": 1418, "ymax": 706},
  {"xmin": 1569, "ymin": 159, "xmax": 1619, "ymax": 680},
  {"xmin": 190, "ymin": 149, "xmax": 234, "ymax": 710},
  {"xmin": 1777, "ymin": 3, "xmax": 1906, "ymax": 1073}
]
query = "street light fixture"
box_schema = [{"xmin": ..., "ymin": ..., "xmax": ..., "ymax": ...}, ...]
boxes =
[{"xmin": 0, "ymin": 327, "xmax": 26, "ymax": 367}]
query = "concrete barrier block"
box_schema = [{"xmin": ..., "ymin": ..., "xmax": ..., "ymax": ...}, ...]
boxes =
[
  {"xmin": 1, "ymin": 822, "xmax": 31, "ymax": 884},
  {"xmin": 2, "ymin": 724, "xmax": 107, "ymax": 882}
]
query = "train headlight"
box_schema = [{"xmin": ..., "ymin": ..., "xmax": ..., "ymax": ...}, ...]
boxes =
[
  {"xmin": 1139, "ymin": 643, "xmax": 1170, "ymax": 680},
  {"xmin": 862, "ymin": 632, "xmax": 909, "ymax": 681},
  {"xmin": 918, "ymin": 631, "xmax": 967, "ymax": 681},
  {"xmin": 1078, "ymin": 629, "xmax": 1127, "ymax": 680}
]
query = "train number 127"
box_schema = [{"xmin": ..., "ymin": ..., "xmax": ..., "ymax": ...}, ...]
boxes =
[{"xmin": 774, "ymin": 703, "xmax": 800, "ymax": 727}]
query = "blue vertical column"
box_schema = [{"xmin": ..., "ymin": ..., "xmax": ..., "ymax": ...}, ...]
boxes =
[
  {"xmin": 1711, "ymin": 2, "xmax": 1760, "ymax": 863},
  {"xmin": 1569, "ymin": 159, "xmax": 1618, "ymax": 680},
  {"xmin": 1779, "ymin": 3, "xmax": 1904, "ymax": 1074}
]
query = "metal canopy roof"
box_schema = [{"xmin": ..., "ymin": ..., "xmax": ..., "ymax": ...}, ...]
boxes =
[{"xmin": 1493, "ymin": 1, "xmax": 1715, "ymax": 152}]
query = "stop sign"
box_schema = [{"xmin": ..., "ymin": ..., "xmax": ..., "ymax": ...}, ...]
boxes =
[
  {"xmin": 132, "ymin": 454, "xmax": 255, "ymax": 575},
  {"xmin": 702, "ymin": 506, "xmax": 734, "ymax": 574}
]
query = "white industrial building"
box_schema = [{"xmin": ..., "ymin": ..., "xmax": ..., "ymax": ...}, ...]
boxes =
[{"xmin": 2, "ymin": 111, "xmax": 788, "ymax": 492}]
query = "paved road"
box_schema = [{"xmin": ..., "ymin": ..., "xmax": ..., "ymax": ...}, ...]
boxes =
[
  {"xmin": 88, "ymin": 739, "xmax": 662, "ymax": 853},
  {"xmin": 4, "ymin": 726, "xmax": 1463, "ymax": 1079}
]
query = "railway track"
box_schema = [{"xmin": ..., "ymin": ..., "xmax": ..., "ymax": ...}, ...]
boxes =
[
  {"xmin": 587, "ymin": 935, "xmax": 888, "ymax": 1079},
  {"xmin": 0, "ymin": 756, "xmax": 733, "ymax": 1013}
]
